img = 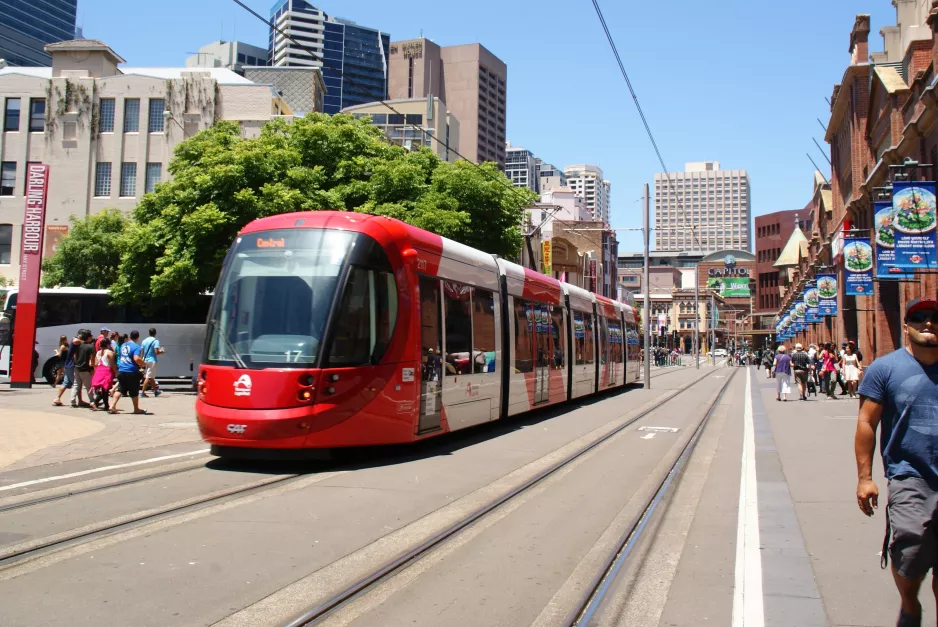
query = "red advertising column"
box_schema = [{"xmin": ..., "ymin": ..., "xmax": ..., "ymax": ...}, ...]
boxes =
[{"xmin": 11, "ymin": 164, "xmax": 50, "ymax": 388}]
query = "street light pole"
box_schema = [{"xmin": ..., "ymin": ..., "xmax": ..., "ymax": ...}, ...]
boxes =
[
  {"xmin": 694, "ymin": 264, "xmax": 699, "ymax": 369},
  {"xmin": 643, "ymin": 183, "xmax": 651, "ymax": 389}
]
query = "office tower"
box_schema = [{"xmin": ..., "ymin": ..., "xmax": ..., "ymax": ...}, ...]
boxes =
[
  {"xmin": 564, "ymin": 165, "xmax": 610, "ymax": 224},
  {"xmin": 505, "ymin": 141, "xmax": 537, "ymax": 191},
  {"xmin": 269, "ymin": 0, "xmax": 389, "ymax": 114},
  {"xmin": 654, "ymin": 161, "xmax": 751, "ymax": 252},
  {"xmin": 0, "ymin": 0, "xmax": 77, "ymax": 66},
  {"xmin": 186, "ymin": 41, "xmax": 270, "ymax": 74},
  {"xmin": 387, "ymin": 38, "xmax": 506, "ymax": 167}
]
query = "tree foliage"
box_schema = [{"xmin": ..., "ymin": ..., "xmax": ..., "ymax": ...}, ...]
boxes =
[
  {"xmin": 47, "ymin": 113, "xmax": 537, "ymax": 304},
  {"xmin": 41, "ymin": 209, "xmax": 130, "ymax": 289}
]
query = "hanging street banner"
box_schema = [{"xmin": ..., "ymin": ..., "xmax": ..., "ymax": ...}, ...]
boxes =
[
  {"xmin": 874, "ymin": 199, "xmax": 913, "ymax": 280},
  {"xmin": 844, "ymin": 235, "xmax": 874, "ymax": 295},
  {"xmin": 542, "ymin": 240, "xmax": 552, "ymax": 275},
  {"xmin": 793, "ymin": 300, "xmax": 808, "ymax": 332},
  {"xmin": 890, "ymin": 181, "xmax": 938, "ymax": 273},
  {"xmin": 817, "ymin": 273, "xmax": 838, "ymax": 316},
  {"xmin": 706, "ymin": 276, "xmax": 750, "ymax": 298},
  {"xmin": 804, "ymin": 281, "xmax": 822, "ymax": 323}
]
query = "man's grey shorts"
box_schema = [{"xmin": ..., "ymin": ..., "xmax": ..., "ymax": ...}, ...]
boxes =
[{"xmin": 888, "ymin": 476, "xmax": 938, "ymax": 579}]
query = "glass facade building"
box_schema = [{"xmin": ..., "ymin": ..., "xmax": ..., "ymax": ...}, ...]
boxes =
[
  {"xmin": 0, "ymin": 0, "xmax": 77, "ymax": 66},
  {"xmin": 269, "ymin": 1, "xmax": 388, "ymax": 115}
]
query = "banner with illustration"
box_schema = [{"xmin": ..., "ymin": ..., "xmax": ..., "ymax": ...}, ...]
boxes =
[
  {"xmin": 793, "ymin": 300, "xmax": 808, "ymax": 332},
  {"xmin": 874, "ymin": 199, "xmax": 912, "ymax": 280},
  {"xmin": 843, "ymin": 236, "xmax": 874, "ymax": 295},
  {"xmin": 804, "ymin": 281, "xmax": 822, "ymax": 323},
  {"xmin": 817, "ymin": 273, "xmax": 838, "ymax": 316},
  {"xmin": 706, "ymin": 276, "xmax": 751, "ymax": 298},
  {"xmin": 890, "ymin": 181, "xmax": 938, "ymax": 272}
]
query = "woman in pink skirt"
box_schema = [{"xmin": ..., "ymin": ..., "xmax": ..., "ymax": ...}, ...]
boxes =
[{"xmin": 90, "ymin": 337, "xmax": 117, "ymax": 411}]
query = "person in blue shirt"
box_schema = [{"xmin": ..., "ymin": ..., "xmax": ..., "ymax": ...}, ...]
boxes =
[
  {"xmin": 139, "ymin": 327, "xmax": 165, "ymax": 398},
  {"xmin": 856, "ymin": 298, "xmax": 938, "ymax": 627},
  {"xmin": 111, "ymin": 329, "xmax": 146, "ymax": 414}
]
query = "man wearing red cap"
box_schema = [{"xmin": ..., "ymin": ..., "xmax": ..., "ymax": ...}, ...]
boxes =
[{"xmin": 856, "ymin": 298, "xmax": 938, "ymax": 627}]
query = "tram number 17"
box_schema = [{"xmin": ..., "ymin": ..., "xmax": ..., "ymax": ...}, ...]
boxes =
[{"xmin": 285, "ymin": 350, "xmax": 303, "ymax": 362}]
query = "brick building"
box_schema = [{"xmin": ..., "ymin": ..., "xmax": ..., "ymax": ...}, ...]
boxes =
[
  {"xmin": 776, "ymin": 4, "xmax": 938, "ymax": 360},
  {"xmin": 754, "ymin": 206, "xmax": 813, "ymax": 330}
]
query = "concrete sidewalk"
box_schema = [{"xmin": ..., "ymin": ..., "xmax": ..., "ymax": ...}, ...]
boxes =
[{"xmin": 0, "ymin": 383, "xmax": 202, "ymax": 472}]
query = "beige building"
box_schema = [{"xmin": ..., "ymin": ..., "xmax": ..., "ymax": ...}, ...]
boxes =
[
  {"xmin": 242, "ymin": 66, "xmax": 325, "ymax": 115},
  {"xmin": 0, "ymin": 40, "xmax": 289, "ymax": 284},
  {"xmin": 341, "ymin": 96, "xmax": 459, "ymax": 162},
  {"xmin": 387, "ymin": 39, "xmax": 506, "ymax": 167},
  {"xmin": 654, "ymin": 161, "xmax": 751, "ymax": 253},
  {"xmin": 564, "ymin": 164, "xmax": 610, "ymax": 225}
]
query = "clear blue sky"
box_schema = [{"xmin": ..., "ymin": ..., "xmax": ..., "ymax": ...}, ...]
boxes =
[{"xmin": 76, "ymin": 0, "xmax": 891, "ymax": 252}]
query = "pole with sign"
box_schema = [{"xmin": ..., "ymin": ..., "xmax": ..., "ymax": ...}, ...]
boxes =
[{"xmin": 11, "ymin": 164, "xmax": 50, "ymax": 388}]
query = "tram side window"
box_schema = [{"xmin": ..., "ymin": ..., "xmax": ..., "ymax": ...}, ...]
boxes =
[
  {"xmin": 443, "ymin": 281, "xmax": 472, "ymax": 375},
  {"xmin": 471, "ymin": 288, "xmax": 496, "ymax": 374},
  {"xmin": 577, "ymin": 312, "xmax": 594, "ymax": 365},
  {"xmin": 419, "ymin": 276, "xmax": 442, "ymax": 383},
  {"xmin": 608, "ymin": 320, "xmax": 622, "ymax": 363},
  {"xmin": 550, "ymin": 305, "xmax": 564, "ymax": 369},
  {"xmin": 514, "ymin": 299, "xmax": 534, "ymax": 373},
  {"xmin": 329, "ymin": 267, "xmax": 398, "ymax": 366}
]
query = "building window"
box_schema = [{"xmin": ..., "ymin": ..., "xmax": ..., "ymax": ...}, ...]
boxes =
[
  {"xmin": 0, "ymin": 223, "xmax": 11, "ymax": 264},
  {"xmin": 145, "ymin": 163, "xmax": 162, "ymax": 193},
  {"xmin": 124, "ymin": 99, "xmax": 140, "ymax": 132},
  {"xmin": 120, "ymin": 162, "xmax": 137, "ymax": 197},
  {"xmin": 4, "ymin": 98, "xmax": 20, "ymax": 131},
  {"xmin": 0, "ymin": 162, "xmax": 15, "ymax": 196},
  {"xmin": 99, "ymin": 99, "xmax": 115, "ymax": 132},
  {"xmin": 148, "ymin": 99, "xmax": 165, "ymax": 132},
  {"xmin": 94, "ymin": 162, "xmax": 112, "ymax": 197},
  {"xmin": 29, "ymin": 98, "xmax": 45, "ymax": 132}
]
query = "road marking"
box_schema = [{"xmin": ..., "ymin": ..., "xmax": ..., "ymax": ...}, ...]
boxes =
[
  {"xmin": 638, "ymin": 426, "xmax": 679, "ymax": 433},
  {"xmin": 732, "ymin": 368, "xmax": 765, "ymax": 627},
  {"xmin": 641, "ymin": 433, "xmax": 656, "ymax": 440},
  {"xmin": 0, "ymin": 449, "xmax": 210, "ymax": 493}
]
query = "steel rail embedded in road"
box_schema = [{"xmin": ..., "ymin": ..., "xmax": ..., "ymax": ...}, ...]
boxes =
[
  {"xmin": 280, "ymin": 367, "xmax": 724, "ymax": 627},
  {"xmin": 0, "ymin": 461, "xmax": 211, "ymax": 514},
  {"xmin": 0, "ymin": 472, "xmax": 305, "ymax": 570},
  {"xmin": 564, "ymin": 367, "xmax": 740, "ymax": 627}
]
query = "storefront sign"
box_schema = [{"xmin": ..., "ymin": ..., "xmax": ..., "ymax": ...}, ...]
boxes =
[
  {"xmin": 589, "ymin": 259, "xmax": 597, "ymax": 294},
  {"xmin": 874, "ymin": 199, "xmax": 912, "ymax": 279},
  {"xmin": 843, "ymin": 235, "xmax": 874, "ymax": 295},
  {"xmin": 11, "ymin": 164, "xmax": 50, "ymax": 387},
  {"xmin": 890, "ymin": 181, "xmax": 938, "ymax": 272},
  {"xmin": 817, "ymin": 273, "xmax": 838, "ymax": 316},
  {"xmin": 542, "ymin": 240, "xmax": 552, "ymax": 275}
]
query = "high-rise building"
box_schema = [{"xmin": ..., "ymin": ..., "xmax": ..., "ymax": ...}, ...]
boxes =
[
  {"xmin": 505, "ymin": 141, "xmax": 537, "ymax": 191},
  {"xmin": 387, "ymin": 38, "xmax": 507, "ymax": 167},
  {"xmin": 0, "ymin": 0, "xmax": 77, "ymax": 66},
  {"xmin": 654, "ymin": 161, "xmax": 751, "ymax": 252},
  {"xmin": 268, "ymin": 0, "xmax": 389, "ymax": 115},
  {"xmin": 564, "ymin": 165, "xmax": 610, "ymax": 225},
  {"xmin": 538, "ymin": 163, "xmax": 567, "ymax": 193},
  {"xmin": 186, "ymin": 41, "xmax": 270, "ymax": 74}
]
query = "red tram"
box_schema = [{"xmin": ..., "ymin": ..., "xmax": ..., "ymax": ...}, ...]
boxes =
[{"xmin": 195, "ymin": 212, "xmax": 641, "ymax": 457}]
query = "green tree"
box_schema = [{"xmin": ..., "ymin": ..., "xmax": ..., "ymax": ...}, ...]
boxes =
[
  {"xmin": 47, "ymin": 114, "xmax": 531, "ymax": 303},
  {"xmin": 41, "ymin": 209, "xmax": 130, "ymax": 288}
]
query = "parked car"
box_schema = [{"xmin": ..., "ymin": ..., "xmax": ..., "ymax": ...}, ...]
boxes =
[{"xmin": 712, "ymin": 348, "xmax": 728, "ymax": 357}]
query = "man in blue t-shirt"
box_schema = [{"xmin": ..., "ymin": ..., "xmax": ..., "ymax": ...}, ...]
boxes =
[
  {"xmin": 112, "ymin": 329, "xmax": 146, "ymax": 414},
  {"xmin": 856, "ymin": 298, "xmax": 938, "ymax": 627},
  {"xmin": 140, "ymin": 327, "xmax": 165, "ymax": 398}
]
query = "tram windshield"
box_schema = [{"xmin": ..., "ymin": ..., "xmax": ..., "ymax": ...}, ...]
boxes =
[{"xmin": 205, "ymin": 228, "xmax": 355, "ymax": 368}]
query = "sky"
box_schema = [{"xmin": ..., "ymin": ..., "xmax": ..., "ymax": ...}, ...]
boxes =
[{"xmin": 74, "ymin": 0, "xmax": 894, "ymax": 252}]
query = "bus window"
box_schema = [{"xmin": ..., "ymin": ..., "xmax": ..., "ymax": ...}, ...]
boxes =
[
  {"xmin": 471, "ymin": 288, "xmax": 496, "ymax": 374},
  {"xmin": 39, "ymin": 297, "xmax": 81, "ymax": 326}
]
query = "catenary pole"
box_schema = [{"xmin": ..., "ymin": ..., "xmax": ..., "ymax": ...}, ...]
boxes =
[
  {"xmin": 643, "ymin": 183, "xmax": 651, "ymax": 389},
  {"xmin": 694, "ymin": 264, "xmax": 699, "ymax": 369}
]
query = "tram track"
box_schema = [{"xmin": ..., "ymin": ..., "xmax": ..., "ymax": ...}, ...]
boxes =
[
  {"xmin": 273, "ymin": 366, "xmax": 730, "ymax": 627},
  {"xmin": 563, "ymin": 367, "xmax": 739, "ymax": 626},
  {"xmin": 0, "ymin": 471, "xmax": 306, "ymax": 572}
]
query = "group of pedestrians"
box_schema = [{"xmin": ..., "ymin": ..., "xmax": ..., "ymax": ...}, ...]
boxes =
[
  {"xmin": 765, "ymin": 340, "xmax": 863, "ymax": 401},
  {"xmin": 51, "ymin": 327, "xmax": 164, "ymax": 415}
]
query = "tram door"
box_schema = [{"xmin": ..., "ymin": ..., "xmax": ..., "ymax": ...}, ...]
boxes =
[
  {"xmin": 607, "ymin": 320, "xmax": 621, "ymax": 386},
  {"xmin": 418, "ymin": 276, "xmax": 443, "ymax": 433},
  {"xmin": 533, "ymin": 303, "xmax": 551, "ymax": 404}
]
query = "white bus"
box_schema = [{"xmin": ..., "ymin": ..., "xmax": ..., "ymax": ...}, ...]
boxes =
[{"xmin": 0, "ymin": 287, "xmax": 209, "ymax": 385}]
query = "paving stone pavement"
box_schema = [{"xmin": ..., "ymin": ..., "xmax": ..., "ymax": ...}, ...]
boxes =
[{"xmin": 0, "ymin": 384, "xmax": 202, "ymax": 471}]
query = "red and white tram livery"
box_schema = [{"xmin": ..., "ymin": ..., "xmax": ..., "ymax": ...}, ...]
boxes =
[{"xmin": 196, "ymin": 212, "xmax": 641, "ymax": 456}]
